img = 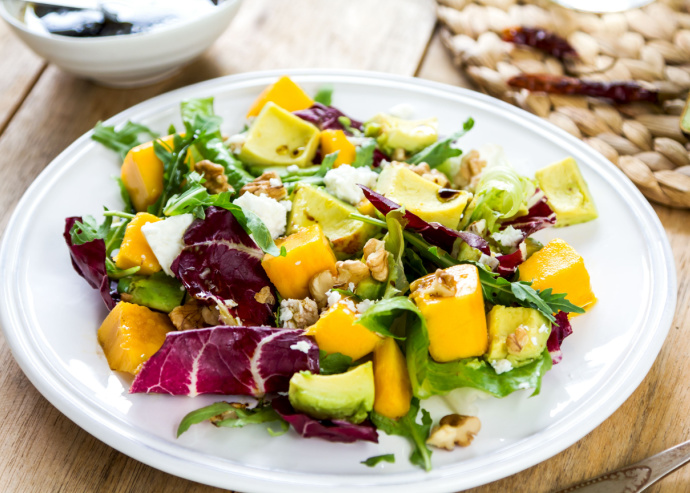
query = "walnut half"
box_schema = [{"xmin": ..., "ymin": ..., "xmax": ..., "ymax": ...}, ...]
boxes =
[
  {"xmin": 240, "ymin": 171, "xmax": 287, "ymax": 200},
  {"xmin": 426, "ymin": 414, "xmax": 481, "ymax": 451},
  {"xmin": 195, "ymin": 160, "xmax": 233, "ymax": 194},
  {"xmin": 363, "ymin": 238, "xmax": 389, "ymax": 282}
]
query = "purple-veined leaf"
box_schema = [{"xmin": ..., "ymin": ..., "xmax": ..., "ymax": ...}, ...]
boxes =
[
  {"xmin": 271, "ymin": 396, "xmax": 379, "ymax": 443},
  {"xmin": 501, "ymin": 190, "xmax": 556, "ymax": 237},
  {"xmin": 546, "ymin": 311, "xmax": 573, "ymax": 364},
  {"xmin": 131, "ymin": 326, "xmax": 319, "ymax": 396},
  {"xmin": 360, "ymin": 186, "xmax": 490, "ymax": 255},
  {"xmin": 294, "ymin": 103, "xmax": 363, "ymax": 134},
  {"xmin": 64, "ymin": 217, "xmax": 115, "ymax": 310}
]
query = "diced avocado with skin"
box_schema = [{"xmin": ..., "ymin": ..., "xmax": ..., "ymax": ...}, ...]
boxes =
[
  {"xmin": 288, "ymin": 362, "xmax": 375, "ymax": 424},
  {"xmin": 535, "ymin": 157, "xmax": 598, "ymax": 227},
  {"xmin": 239, "ymin": 102, "xmax": 320, "ymax": 168},
  {"xmin": 117, "ymin": 272, "xmax": 185, "ymax": 313},
  {"xmin": 486, "ymin": 306, "xmax": 551, "ymax": 369},
  {"xmin": 365, "ymin": 114, "xmax": 438, "ymax": 155},
  {"xmin": 355, "ymin": 277, "xmax": 385, "ymax": 300},
  {"xmin": 287, "ymin": 184, "xmax": 379, "ymax": 257},
  {"xmin": 524, "ymin": 237, "xmax": 543, "ymax": 260},
  {"xmin": 375, "ymin": 165, "xmax": 471, "ymax": 229}
]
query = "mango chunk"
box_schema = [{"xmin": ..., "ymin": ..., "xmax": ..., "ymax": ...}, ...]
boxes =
[
  {"xmin": 320, "ymin": 129, "xmax": 356, "ymax": 167},
  {"xmin": 410, "ymin": 264, "xmax": 487, "ymax": 362},
  {"xmin": 376, "ymin": 164, "xmax": 471, "ymax": 229},
  {"xmin": 97, "ymin": 301, "xmax": 173, "ymax": 375},
  {"xmin": 121, "ymin": 134, "xmax": 175, "ymax": 212},
  {"xmin": 262, "ymin": 224, "xmax": 337, "ymax": 300},
  {"xmin": 373, "ymin": 337, "xmax": 412, "ymax": 419},
  {"xmin": 535, "ymin": 157, "xmax": 598, "ymax": 227},
  {"xmin": 246, "ymin": 76, "xmax": 314, "ymax": 118},
  {"xmin": 305, "ymin": 301, "xmax": 380, "ymax": 361},
  {"xmin": 115, "ymin": 213, "xmax": 162, "ymax": 275},
  {"xmin": 240, "ymin": 102, "xmax": 320, "ymax": 168},
  {"xmin": 518, "ymin": 238, "xmax": 596, "ymax": 312}
]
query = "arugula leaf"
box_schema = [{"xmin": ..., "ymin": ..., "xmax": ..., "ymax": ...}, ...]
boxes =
[
  {"xmin": 370, "ymin": 398, "xmax": 433, "ymax": 471},
  {"xmin": 407, "ymin": 117, "xmax": 474, "ymax": 167},
  {"xmin": 402, "ymin": 248, "xmax": 428, "ymax": 280},
  {"xmin": 115, "ymin": 177, "xmax": 135, "ymax": 214},
  {"xmin": 149, "ymin": 136, "xmax": 195, "ymax": 216},
  {"xmin": 358, "ymin": 296, "xmax": 420, "ymax": 340},
  {"xmin": 104, "ymin": 257, "xmax": 140, "ymax": 279},
  {"xmin": 315, "ymin": 151, "xmax": 339, "ymax": 177},
  {"xmin": 361, "ymin": 454, "xmax": 395, "ymax": 467},
  {"xmin": 92, "ymin": 121, "xmax": 159, "ymax": 160},
  {"xmin": 69, "ymin": 215, "xmax": 105, "ymax": 245},
  {"xmin": 314, "ymin": 85, "xmax": 333, "ymax": 106},
  {"xmin": 319, "ymin": 350, "xmax": 353, "ymax": 375},
  {"xmin": 352, "ymin": 140, "xmax": 376, "ymax": 168},
  {"xmin": 177, "ymin": 401, "xmax": 285, "ymax": 437},
  {"xmin": 337, "ymin": 116, "xmax": 355, "ymax": 134}
]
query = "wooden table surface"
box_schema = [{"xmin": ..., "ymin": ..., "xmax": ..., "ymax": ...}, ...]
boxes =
[{"xmin": 0, "ymin": 1, "xmax": 688, "ymax": 491}]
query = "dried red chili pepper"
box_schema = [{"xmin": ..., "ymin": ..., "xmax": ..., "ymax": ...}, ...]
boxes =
[
  {"xmin": 502, "ymin": 26, "xmax": 578, "ymax": 61},
  {"xmin": 507, "ymin": 73, "xmax": 659, "ymax": 104}
]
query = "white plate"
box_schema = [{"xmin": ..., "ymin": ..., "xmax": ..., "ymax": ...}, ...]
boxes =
[{"xmin": 0, "ymin": 70, "xmax": 676, "ymax": 492}]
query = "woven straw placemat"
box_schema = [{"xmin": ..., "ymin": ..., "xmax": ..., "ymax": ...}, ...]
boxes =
[{"xmin": 437, "ymin": 0, "xmax": 690, "ymax": 208}]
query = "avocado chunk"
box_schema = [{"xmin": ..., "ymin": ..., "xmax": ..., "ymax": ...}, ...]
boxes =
[
  {"xmin": 486, "ymin": 306, "xmax": 551, "ymax": 369},
  {"xmin": 375, "ymin": 164, "xmax": 471, "ymax": 229},
  {"xmin": 239, "ymin": 102, "xmax": 320, "ymax": 167},
  {"xmin": 365, "ymin": 114, "xmax": 438, "ymax": 155},
  {"xmin": 354, "ymin": 277, "xmax": 385, "ymax": 300},
  {"xmin": 524, "ymin": 237, "xmax": 543, "ymax": 260},
  {"xmin": 287, "ymin": 184, "xmax": 379, "ymax": 257},
  {"xmin": 535, "ymin": 157, "xmax": 597, "ymax": 227},
  {"xmin": 117, "ymin": 272, "xmax": 185, "ymax": 313},
  {"xmin": 288, "ymin": 362, "xmax": 375, "ymax": 424}
]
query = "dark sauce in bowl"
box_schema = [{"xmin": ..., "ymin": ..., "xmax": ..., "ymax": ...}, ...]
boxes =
[{"xmin": 26, "ymin": 0, "xmax": 219, "ymax": 37}]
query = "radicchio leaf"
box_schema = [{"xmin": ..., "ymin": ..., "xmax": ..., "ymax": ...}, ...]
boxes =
[
  {"xmin": 496, "ymin": 246, "xmax": 526, "ymax": 278},
  {"xmin": 271, "ymin": 397, "xmax": 379, "ymax": 443},
  {"xmin": 360, "ymin": 186, "xmax": 490, "ymax": 255},
  {"xmin": 171, "ymin": 206, "xmax": 276, "ymax": 326},
  {"xmin": 372, "ymin": 148, "xmax": 388, "ymax": 168},
  {"xmin": 546, "ymin": 311, "xmax": 573, "ymax": 364},
  {"xmin": 501, "ymin": 190, "xmax": 556, "ymax": 237},
  {"xmin": 64, "ymin": 217, "xmax": 115, "ymax": 310},
  {"xmin": 131, "ymin": 326, "xmax": 319, "ymax": 396},
  {"xmin": 294, "ymin": 103, "xmax": 363, "ymax": 134}
]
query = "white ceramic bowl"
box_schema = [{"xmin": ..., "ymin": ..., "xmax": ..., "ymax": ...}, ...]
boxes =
[{"xmin": 0, "ymin": 0, "xmax": 242, "ymax": 87}]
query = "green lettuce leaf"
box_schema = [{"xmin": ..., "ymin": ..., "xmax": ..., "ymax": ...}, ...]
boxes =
[
  {"xmin": 314, "ymin": 85, "xmax": 333, "ymax": 106},
  {"xmin": 357, "ymin": 296, "xmax": 420, "ymax": 340},
  {"xmin": 177, "ymin": 401, "xmax": 286, "ymax": 437},
  {"xmin": 383, "ymin": 209, "xmax": 409, "ymax": 298},
  {"xmin": 319, "ymin": 350, "xmax": 353, "ymax": 375}
]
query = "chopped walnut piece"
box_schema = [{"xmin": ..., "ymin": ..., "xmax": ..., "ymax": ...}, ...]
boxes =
[
  {"xmin": 366, "ymin": 249, "xmax": 389, "ymax": 282},
  {"xmin": 309, "ymin": 270, "xmax": 336, "ymax": 307},
  {"xmin": 254, "ymin": 286, "xmax": 276, "ymax": 305},
  {"xmin": 336, "ymin": 260, "xmax": 371, "ymax": 286},
  {"xmin": 506, "ymin": 325, "xmax": 530, "ymax": 355},
  {"xmin": 363, "ymin": 238, "xmax": 385, "ymax": 259},
  {"xmin": 201, "ymin": 304, "xmax": 222, "ymax": 326},
  {"xmin": 279, "ymin": 298, "xmax": 320, "ymax": 329},
  {"xmin": 240, "ymin": 171, "xmax": 288, "ymax": 200},
  {"xmin": 195, "ymin": 160, "xmax": 232, "ymax": 194},
  {"xmin": 455, "ymin": 150, "xmax": 486, "ymax": 191},
  {"xmin": 169, "ymin": 299, "xmax": 206, "ymax": 330},
  {"xmin": 411, "ymin": 269, "xmax": 456, "ymax": 298},
  {"xmin": 427, "ymin": 414, "xmax": 481, "ymax": 450},
  {"xmin": 209, "ymin": 402, "xmax": 249, "ymax": 425}
]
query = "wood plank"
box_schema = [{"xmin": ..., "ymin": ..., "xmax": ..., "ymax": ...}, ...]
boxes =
[
  {"xmin": 0, "ymin": 1, "xmax": 436, "ymax": 492},
  {"xmin": 417, "ymin": 31, "xmax": 690, "ymax": 493},
  {"xmin": 0, "ymin": 21, "xmax": 46, "ymax": 135}
]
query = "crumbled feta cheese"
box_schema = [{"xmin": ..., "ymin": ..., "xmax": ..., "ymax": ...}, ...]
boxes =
[
  {"xmin": 269, "ymin": 177, "xmax": 281, "ymax": 187},
  {"xmin": 492, "ymin": 226, "xmax": 524, "ymax": 249},
  {"xmin": 355, "ymin": 299, "xmax": 372, "ymax": 314},
  {"xmin": 538, "ymin": 324, "xmax": 549, "ymax": 334},
  {"xmin": 491, "ymin": 359, "xmax": 513, "ymax": 374},
  {"xmin": 341, "ymin": 298, "xmax": 357, "ymax": 313},
  {"xmin": 517, "ymin": 382, "xmax": 531, "ymax": 390},
  {"xmin": 233, "ymin": 192, "xmax": 287, "ymax": 239},
  {"xmin": 478, "ymin": 253, "xmax": 499, "ymax": 270},
  {"xmin": 279, "ymin": 305, "xmax": 294, "ymax": 322},
  {"xmin": 324, "ymin": 164, "xmax": 379, "ymax": 205},
  {"xmin": 387, "ymin": 103, "xmax": 415, "ymax": 119},
  {"xmin": 141, "ymin": 214, "xmax": 195, "ymax": 275},
  {"xmin": 326, "ymin": 290, "xmax": 342, "ymax": 308},
  {"xmin": 287, "ymin": 164, "xmax": 299, "ymax": 172},
  {"xmin": 348, "ymin": 282, "xmax": 355, "ymax": 292},
  {"xmin": 226, "ymin": 132, "xmax": 247, "ymax": 153},
  {"xmin": 290, "ymin": 340, "xmax": 311, "ymax": 354},
  {"xmin": 280, "ymin": 199, "xmax": 292, "ymax": 212}
]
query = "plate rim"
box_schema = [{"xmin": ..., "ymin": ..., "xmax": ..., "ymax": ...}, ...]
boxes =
[{"xmin": 0, "ymin": 69, "xmax": 677, "ymax": 492}]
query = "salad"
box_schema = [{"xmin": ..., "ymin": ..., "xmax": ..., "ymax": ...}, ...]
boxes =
[{"xmin": 64, "ymin": 76, "xmax": 598, "ymax": 471}]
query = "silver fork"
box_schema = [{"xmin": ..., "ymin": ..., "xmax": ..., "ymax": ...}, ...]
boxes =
[{"xmin": 553, "ymin": 439, "xmax": 690, "ymax": 493}]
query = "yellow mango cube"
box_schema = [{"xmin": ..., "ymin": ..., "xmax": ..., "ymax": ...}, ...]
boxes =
[
  {"xmin": 373, "ymin": 337, "xmax": 412, "ymax": 419},
  {"xmin": 320, "ymin": 129, "xmax": 356, "ymax": 167},
  {"xmin": 246, "ymin": 75, "xmax": 314, "ymax": 118},
  {"xmin": 410, "ymin": 264, "xmax": 487, "ymax": 362},
  {"xmin": 262, "ymin": 225, "xmax": 337, "ymax": 299},
  {"xmin": 121, "ymin": 135, "xmax": 175, "ymax": 212},
  {"xmin": 115, "ymin": 213, "xmax": 162, "ymax": 275},
  {"xmin": 97, "ymin": 301, "xmax": 173, "ymax": 375},
  {"xmin": 305, "ymin": 301, "xmax": 381, "ymax": 361},
  {"xmin": 518, "ymin": 238, "xmax": 596, "ymax": 312}
]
